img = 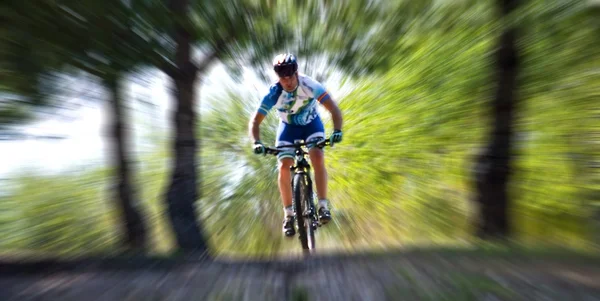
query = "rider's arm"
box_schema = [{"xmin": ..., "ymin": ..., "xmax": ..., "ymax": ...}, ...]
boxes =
[
  {"xmin": 307, "ymin": 77, "xmax": 343, "ymax": 132},
  {"xmin": 321, "ymin": 98, "xmax": 343, "ymax": 131},
  {"xmin": 249, "ymin": 84, "xmax": 279, "ymax": 142},
  {"xmin": 248, "ymin": 112, "xmax": 266, "ymax": 142}
]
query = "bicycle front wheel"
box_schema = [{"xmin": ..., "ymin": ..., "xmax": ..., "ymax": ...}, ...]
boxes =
[{"xmin": 292, "ymin": 173, "xmax": 316, "ymax": 253}]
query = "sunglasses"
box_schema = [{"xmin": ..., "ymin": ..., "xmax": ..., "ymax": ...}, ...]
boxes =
[{"xmin": 274, "ymin": 65, "xmax": 296, "ymax": 77}]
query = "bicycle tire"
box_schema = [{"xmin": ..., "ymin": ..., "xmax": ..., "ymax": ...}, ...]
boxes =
[{"xmin": 292, "ymin": 173, "xmax": 316, "ymax": 252}]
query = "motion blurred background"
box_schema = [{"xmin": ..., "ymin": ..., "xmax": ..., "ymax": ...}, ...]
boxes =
[{"xmin": 0, "ymin": 0, "xmax": 598, "ymax": 259}]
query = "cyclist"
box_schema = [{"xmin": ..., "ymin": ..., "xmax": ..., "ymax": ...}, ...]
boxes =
[{"xmin": 248, "ymin": 53, "xmax": 343, "ymax": 237}]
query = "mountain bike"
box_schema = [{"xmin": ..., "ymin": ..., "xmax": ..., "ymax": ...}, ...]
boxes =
[{"xmin": 264, "ymin": 137, "xmax": 332, "ymax": 253}]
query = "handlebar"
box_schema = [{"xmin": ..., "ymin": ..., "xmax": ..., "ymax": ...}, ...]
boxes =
[{"xmin": 264, "ymin": 137, "xmax": 332, "ymax": 155}]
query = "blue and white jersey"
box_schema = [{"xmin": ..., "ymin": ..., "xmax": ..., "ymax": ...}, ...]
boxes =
[{"xmin": 256, "ymin": 73, "xmax": 331, "ymax": 125}]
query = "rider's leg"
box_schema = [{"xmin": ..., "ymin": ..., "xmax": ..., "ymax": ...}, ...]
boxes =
[
  {"xmin": 279, "ymin": 156, "xmax": 296, "ymax": 237},
  {"xmin": 278, "ymin": 156, "xmax": 295, "ymax": 236},
  {"xmin": 305, "ymin": 118, "xmax": 327, "ymax": 201},
  {"xmin": 305, "ymin": 118, "xmax": 331, "ymax": 223},
  {"xmin": 278, "ymin": 158, "xmax": 295, "ymax": 213},
  {"xmin": 308, "ymin": 146, "xmax": 331, "ymax": 223},
  {"xmin": 308, "ymin": 147, "xmax": 327, "ymax": 201},
  {"xmin": 276, "ymin": 121, "xmax": 299, "ymax": 236}
]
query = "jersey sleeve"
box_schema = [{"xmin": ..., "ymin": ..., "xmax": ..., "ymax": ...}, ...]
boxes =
[
  {"xmin": 302, "ymin": 76, "xmax": 331, "ymax": 104},
  {"xmin": 257, "ymin": 84, "xmax": 281, "ymax": 115},
  {"xmin": 315, "ymin": 87, "xmax": 331, "ymax": 104}
]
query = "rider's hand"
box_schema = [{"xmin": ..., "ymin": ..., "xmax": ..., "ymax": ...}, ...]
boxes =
[
  {"xmin": 330, "ymin": 129, "xmax": 343, "ymax": 147},
  {"xmin": 253, "ymin": 140, "xmax": 266, "ymax": 155}
]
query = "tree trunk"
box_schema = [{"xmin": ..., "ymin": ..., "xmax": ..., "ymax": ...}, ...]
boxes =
[
  {"xmin": 165, "ymin": 0, "xmax": 208, "ymax": 254},
  {"xmin": 473, "ymin": 0, "xmax": 520, "ymax": 240},
  {"xmin": 106, "ymin": 73, "xmax": 148, "ymax": 251}
]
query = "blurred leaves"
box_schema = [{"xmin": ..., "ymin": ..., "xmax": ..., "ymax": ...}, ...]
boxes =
[
  {"xmin": 0, "ymin": 0, "xmax": 598, "ymax": 256},
  {"xmin": 0, "ymin": 0, "xmax": 169, "ymax": 131},
  {"xmin": 0, "ymin": 169, "xmax": 118, "ymax": 254}
]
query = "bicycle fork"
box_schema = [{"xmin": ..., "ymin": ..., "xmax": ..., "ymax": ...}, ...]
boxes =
[{"xmin": 303, "ymin": 173, "xmax": 320, "ymax": 230}]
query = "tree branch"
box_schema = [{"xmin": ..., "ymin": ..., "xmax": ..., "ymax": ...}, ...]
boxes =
[
  {"xmin": 67, "ymin": 58, "xmax": 105, "ymax": 78},
  {"xmin": 152, "ymin": 51, "xmax": 177, "ymax": 77}
]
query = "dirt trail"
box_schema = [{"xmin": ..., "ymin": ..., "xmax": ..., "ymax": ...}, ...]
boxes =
[{"xmin": 1, "ymin": 250, "xmax": 599, "ymax": 300}]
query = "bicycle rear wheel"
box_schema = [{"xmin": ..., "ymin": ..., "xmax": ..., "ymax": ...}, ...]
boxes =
[{"xmin": 293, "ymin": 173, "xmax": 316, "ymax": 253}]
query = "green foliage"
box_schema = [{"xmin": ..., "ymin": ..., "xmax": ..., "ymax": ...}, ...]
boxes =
[
  {"xmin": 0, "ymin": 169, "xmax": 118, "ymax": 254},
  {"xmin": 0, "ymin": 0, "xmax": 598, "ymax": 257},
  {"xmin": 198, "ymin": 90, "xmax": 288, "ymax": 256},
  {"xmin": 195, "ymin": 0, "xmax": 599, "ymax": 255},
  {"xmin": 0, "ymin": 146, "xmax": 178, "ymax": 256}
]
